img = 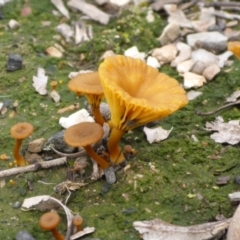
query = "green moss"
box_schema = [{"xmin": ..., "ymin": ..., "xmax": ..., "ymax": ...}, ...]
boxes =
[{"xmin": 0, "ymin": 0, "xmax": 240, "ymax": 239}]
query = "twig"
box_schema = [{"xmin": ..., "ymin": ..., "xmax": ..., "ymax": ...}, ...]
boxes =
[
  {"xmin": 195, "ymin": 100, "xmax": 240, "ymax": 116},
  {"xmin": 151, "ymin": 0, "xmax": 182, "ymax": 11},
  {"xmin": 0, "ymin": 157, "xmax": 67, "ymax": 178},
  {"xmin": 180, "ymin": 0, "xmax": 199, "ymax": 11},
  {"xmin": 203, "ymin": 2, "xmax": 240, "ymax": 8},
  {"xmin": 51, "ymin": 146, "xmax": 87, "ymax": 158}
]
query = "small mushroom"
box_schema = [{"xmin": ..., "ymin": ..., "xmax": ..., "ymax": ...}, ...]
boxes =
[
  {"xmin": 68, "ymin": 72, "xmax": 105, "ymax": 125},
  {"xmin": 10, "ymin": 122, "xmax": 34, "ymax": 166},
  {"xmin": 228, "ymin": 41, "xmax": 240, "ymax": 59},
  {"xmin": 64, "ymin": 122, "xmax": 109, "ymax": 169},
  {"xmin": 73, "ymin": 215, "xmax": 83, "ymax": 232},
  {"xmin": 98, "ymin": 55, "xmax": 188, "ymax": 164},
  {"xmin": 39, "ymin": 211, "xmax": 64, "ymax": 240},
  {"xmin": 50, "ymin": 81, "xmax": 58, "ymax": 91}
]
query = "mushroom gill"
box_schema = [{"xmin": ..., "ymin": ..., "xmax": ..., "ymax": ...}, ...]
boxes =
[
  {"xmin": 98, "ymin": 55, "xmax": 188, "ymax": 164},
  {"xmin": 228, "ymin": 41, "xmax": 240, "ymax": 59},
  {"xmin": 68, "ymin": 72, "xmax": 105, "ymax": 125}
]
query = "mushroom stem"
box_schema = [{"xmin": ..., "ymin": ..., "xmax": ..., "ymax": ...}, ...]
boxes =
[
  {"xmin": 108, "ymin": 127, "xmax": 125, "ymax": 164},
  {"xmin": 51, "ymin": 229, "xmax": 64, "ymax": 240},
  {"xmin": 13, "ymin": 139, "xmax": 25, "ymax": 166},
  {"xmin": 84, "ymin": 145, "xmax": 109, "ymax": 170},
  {"xmin": 91, "ymin": 106, "xmax": 105, "ymax": 126},
  {"xmin": 73, "ymin": 215, "xmax": 83, "ymax": 232}
]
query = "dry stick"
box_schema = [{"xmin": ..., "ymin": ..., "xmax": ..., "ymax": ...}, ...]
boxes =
[
  {"xmin": 195, "ymin": 100, "xmax": 240, "ymax": 116},
  {"xmin": 180, "ymin": 0, "xmax": 199, "ymax": 11},
  {"xmin": 151, "ymin": 0, "xmax": 182, "ymax": 11},
  {"xmin": 0, "ymin": 157, "xmax": 67, "ymax": 178},
  {"xmin": 203, "ymin": 1, "xmax": 240, "ymax": 8},
  {"xmin": 51, "ymin": 146, "xmax": 86, "ymax": 158}
]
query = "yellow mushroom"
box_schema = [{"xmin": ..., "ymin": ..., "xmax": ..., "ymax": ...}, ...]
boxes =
[
  {"xmin": 68, "ymin": 72, "xmax": 105, "ymax": 125},
  {"xmin": 228, "ymin": 41, "xmax": 240, "ymax": 59},
  {"xmin": 64, "ymin": 122, "xmax": 109, "ymax": 169},
  {"xmin": 98, "ymin": 55, "xmax": 188, "ymax": 164},
  {"xmin": 10, "ymin": 122, "xmax": 34, "ymax": 166}
]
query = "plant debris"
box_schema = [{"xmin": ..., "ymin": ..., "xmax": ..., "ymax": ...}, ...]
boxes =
[{"xmin": 133, "ymin": 218, "xmax": 230, "ymax": 240}]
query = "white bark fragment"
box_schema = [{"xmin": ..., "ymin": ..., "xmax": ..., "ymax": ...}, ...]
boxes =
[
  {"xmin": 67, "ymin": 0, "xmax": 110, "ymax": 25},
  {"xmin": 143, "ymin": 126, "xmax": 173, "ymax": 144}
]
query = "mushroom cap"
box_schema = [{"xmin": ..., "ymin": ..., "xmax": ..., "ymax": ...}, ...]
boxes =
[
  {"xmin": 73, "ymin": 215, "xmax": 83, "ymax": 226},
  {"xmin": 10, "ymin": 122, "xmax": 34, "ymax": 139},
  {"xmin": 68, "ymin": 72, "xmax": 103, "ymax": 95},
  {"xmin": 68, "ymin": 72, "xmax": 104, "ymax": 107},
  {"xmin": 39, "ymin": 212, "xmax": 61, "ymax": 231},
  {"xmin": 64, "ymin": 122, "xmax": 104, "ymax": 147},
  {"xmin": 228, "ymin": 41, "xmax": 240, "ymax": 59},
  {"xmin": 98, "ymin": 55, "xmax": 188, "ymax": 131}
]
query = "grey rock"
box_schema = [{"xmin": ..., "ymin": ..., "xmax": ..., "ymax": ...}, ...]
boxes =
[
  {"xmin": 187, "ymin": 32, "xmax": 227, "ymax": 48},
  {"xmin": 16, "ymin": 230, "xmax": 35, "ymax": 240},
  {"xmin": 104, "ymin": 166, "xmax": 116, "ymax": 184},
  {"xmin": 234, "ymin": 176, "xmax": 240, "ymax": 185},
  {"xmin": 12, "ymin": 201, "xmax": 22, "ymax": 209},
  {"xmin": 3, "ymin": 99, "xmax": 13, "ymax": 108},
  {"xmin": 7, "ymin": 54, "xmax": 23, "ymax": 71},
  {"xmin": 216, "ymin": 176, "xmax": 230, "ymax": 186},
  {"xmin": 101, "ymin": 182, "xmax": 111, "ymax": 194},
  {"xmin": 42, "ymin": 130, "xmax": 77, "ymax": 153},
  {"xmin": 158, "ymin": 22, "xmax": 180, "ymax": 46}
]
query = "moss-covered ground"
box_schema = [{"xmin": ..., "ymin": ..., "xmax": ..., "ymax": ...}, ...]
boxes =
[{"xmin": 0, "ymin": 0, "xmax": 240, "ymax": 239}]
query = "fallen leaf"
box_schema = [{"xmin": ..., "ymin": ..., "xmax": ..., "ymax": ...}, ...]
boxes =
[
  {"xmin": 205, "ymin": 116, "xmax": 240, "ymax": 144},
  {"xmin": 143, "ymin": 126, "xmax": 173, "ymax": 144},
  {"xmin": 32, "ymin": 68, "xmax": 48, "ymax": 95}
]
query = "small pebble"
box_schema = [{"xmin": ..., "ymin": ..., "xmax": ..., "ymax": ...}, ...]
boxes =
[
  {"xmin": 104, "ymin": 166, "xmax": 116, "ymax": 184},
  {"xmin": 234, "ymin": 176, "xmax": 240, "ymax": 185},
  {"xmin": 216, "ymin": 176, "xmax": 230, "ymax": 186},
  {"xmin": 7, "ymin": 54, "xmax": 23, "ymax": 71},
  {"xmin": 122, "ymin": 207, "xmax": 136, "ymax": 215},
  {"xmin": 42, "ymin": 130, "xmax": 77, "ymax": 154},
  {"xmin": 101, "ymin": 182, "xmax": 111, "ymax": 194},
  {"xmin": 16, "ymin": 230, "xmax": 35, "ymax": 240},
  {"xmin": 12, "ymin": 201, "xmax": 22, "ymax": 209}
]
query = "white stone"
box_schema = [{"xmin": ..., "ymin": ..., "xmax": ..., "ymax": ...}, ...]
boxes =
[
  {"xmin": 50, "ymin": 90, "xmax": 61, "ymax": 103},
  {"xmin": 124, "ymin": 46, "xmax": 146, "ymax": 60},
  {"xmin": 183, "ymin": 72, "xmax": 206, "ymax": 89},
  {"xmin": 146, "ymin": 56, "xmax": 160, "ymax": 68},
  {"xmin": 176, "ymin": 59, "xmax": 194, "ymax": 74},
  {"xmin": 171, "ymin": 42, "xmax": 191, "ymax": 67},
  {"xmin": 151, "ymin": 44, "xmax": 177, "ymax": 65},
  {"xmin": 218, "ymin": 51, "xmax": 233, "ymax": 68},
  {"xmin": 8, "ymin": 19, "xmax": 20, "ymax": 29},
  {"xmin": 187, "ymin": 90, "xmax": 203, "ymax": 100},
  {"xmin": 109, "ymin": 0, "xmax": 131, "ymax": 6},
  {"xmin": 191, "ymin": 7, "xmax": 216, "ymax": 32},
  {"xmin": 187, "ymin": 32, "xmax": 227, "ymax": 48},
  {"xmin": 191, "ymin": 49, "xmax": 219, "ymax": 66},
  {"xmin": 190, "ymin": 61, "xmax": 206, "ymax": 75},
  {"xmin": 203, "ymin": 64, "xmax": 220, "ymax": 81},
  {"xmin": 56, "ymin": 23, "xmax": 74, "ymax": 42},
  {"xmin": 158, "ymin": 22, "xmax": 180, "ymax": 45},
  {"xmin": 59, "ymin": 109, "xmax": 94, "ymax": 129}
]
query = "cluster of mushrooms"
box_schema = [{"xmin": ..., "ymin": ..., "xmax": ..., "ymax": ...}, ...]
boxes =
[
  {"xmin": 10, "ymin": 55, "xmax": 189, "ymax": 170},
  {"xmin": 64, "ymin": 55, "xmax": 188, "ymax": 170}
]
